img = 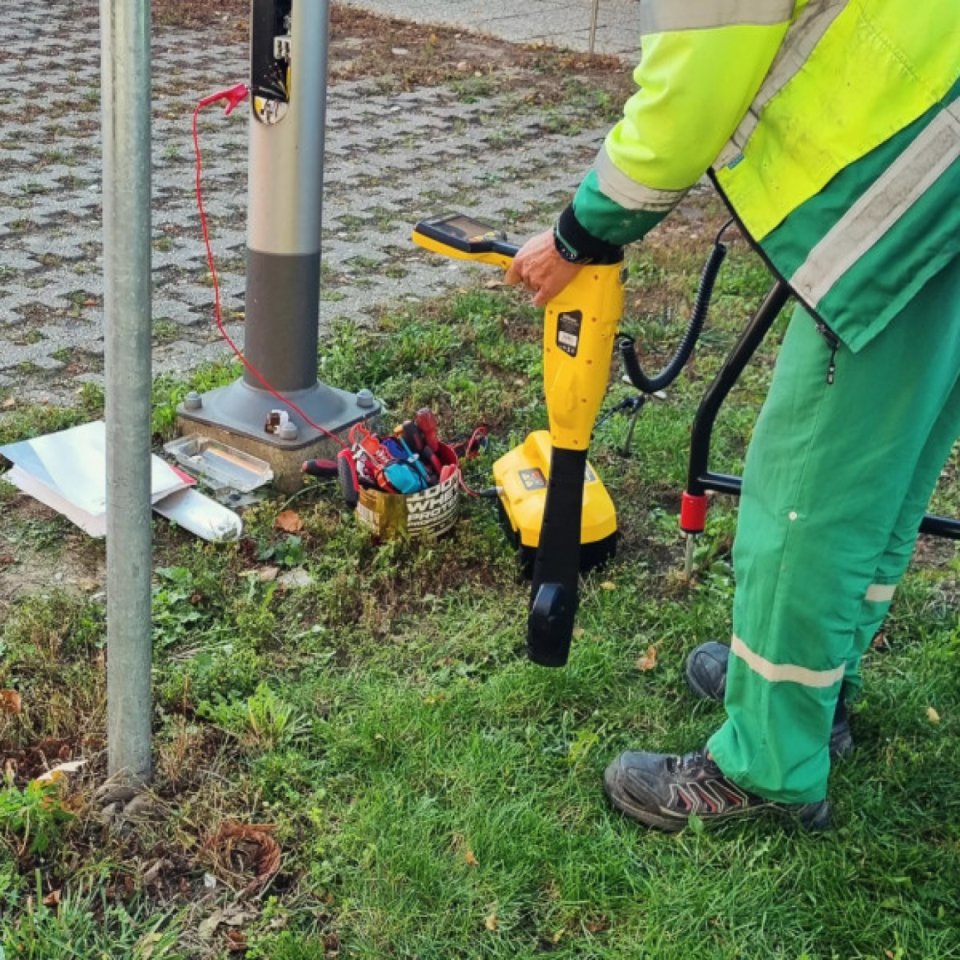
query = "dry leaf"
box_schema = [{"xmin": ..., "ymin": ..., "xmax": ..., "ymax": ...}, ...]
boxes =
[
  {"xmin": 464, "ymin": 849, "xmax": 479, "ymax": 867},
  {"xmin": 278, "ymin": 569, "xmax": 312, "ymax": 590},
  {"xmin": 142, "ymin": 859, "xmax": 169, "ymax": 886},
  {"xmin": 927, "ymin": 706, "xmax": 941, "ymax": 725},
  {"xmin": 1, "ymin": 396, "xmax": 14, "ymax": 410},
  {"xmin": 204, "ymin": 822, "xmax": 281, "ymax": 895},
  {"xmin": 222, "ymin": 908, "xmax": 255, "ymax": 927},
  {"xmin": 0, "ymin": 690, "xmax": 22, "ymax": 715},
  {"xmin": 43, "ymin": 889, "xmax": 61, "ymax": 906},
  {"xmin": 572, "ymin": 627, "xmax": 586, "ymax": 639},
  {"xmin": 484, "ymin": 911, "xmax": 498, "ymax": 931},
  {"xmin": 635, "ymin": 645, "xmax": 658, "ymax": 672},
  {"xmin": 225, "ymin": 929, "xmax": 248, "ymax": 953},
  {"xmin": 600, "ymin": 581, "xmax": 616, "ymax": 591},
  {"xmin": 274, "ymin": 510, "xmax": 303, "ymax": 533},
  {"xmin": 257, "ymin": 566, "xmax": 280, "ymax": 582},
  {"xmin": 198, "ymin": 909, "xmax": 224, "ymax": 941}
]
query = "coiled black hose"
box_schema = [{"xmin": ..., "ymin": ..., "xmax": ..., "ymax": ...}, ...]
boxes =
[{"xmin": 619, "ymin": 231, "xmax": 729, "ymax": 394}]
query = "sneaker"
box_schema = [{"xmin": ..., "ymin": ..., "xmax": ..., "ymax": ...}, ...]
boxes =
[
  {"xmin": 684, "ymin": 640, "xmax": 730, "ymax": 700},
  {"xmin": 685, "ymin": 641, "xmax": 855, "ymax": 758},
  {"xmin": 603, "ymin": 748, "xmax": 831, "ymax": 833}
]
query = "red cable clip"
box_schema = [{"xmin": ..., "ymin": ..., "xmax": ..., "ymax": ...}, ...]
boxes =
[{"xmin": 197, "ymin": 83, "xmax": 249, "ymax": 116}]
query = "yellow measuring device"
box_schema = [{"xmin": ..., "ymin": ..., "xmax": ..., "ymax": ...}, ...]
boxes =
[{"xmin": 412, "ymin": 214, "xmax": 624, "ymax": 666}]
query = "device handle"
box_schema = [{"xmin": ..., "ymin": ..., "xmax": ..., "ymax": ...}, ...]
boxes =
[{"xmin": 412, "ymin": 215, "xmax": 518, "ymax": 271}]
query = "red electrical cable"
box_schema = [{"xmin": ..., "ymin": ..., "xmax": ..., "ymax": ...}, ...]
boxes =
[
  {"xmin": 191, "ymin": 88, "xmax": 347, "ymax": 449},
  {"xmin": 454, "ymin": 425, "xmax": 490, "ymax": 498}
]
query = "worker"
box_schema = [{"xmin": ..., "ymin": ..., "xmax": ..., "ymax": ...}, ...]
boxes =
[{"xmin": 506, "ymin": 0, "xmax": 960, "ymax": 831}]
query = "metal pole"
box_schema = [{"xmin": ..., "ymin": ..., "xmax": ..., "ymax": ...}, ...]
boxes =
[
  {"xmin": 101, "ymin": 0, "xmax": 153, "ymax": 784},
  {"xmin": 176, "ymin": 0, "xmax": 378, "ymax": 464},
  {"xmin": 588, "ymin": 0, "xmax": 600, "ymax": 53},
  {"xmin": 244, "ymin": 0, "xmax": 329, "ymax": 392}
]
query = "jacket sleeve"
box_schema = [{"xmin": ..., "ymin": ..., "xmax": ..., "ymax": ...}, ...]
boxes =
[{"xmin": 556, "ymin": 10, "xmax": 794, "ymax": 262}]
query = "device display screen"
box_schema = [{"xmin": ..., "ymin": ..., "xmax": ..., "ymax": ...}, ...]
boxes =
[{"xmin": 432, "ymin": 215, "xmax": 498, "ymax": 243}]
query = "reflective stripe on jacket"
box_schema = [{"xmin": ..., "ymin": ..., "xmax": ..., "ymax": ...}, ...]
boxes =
[{"xmin": 569, "ymin": 0, "xmax": 960, "ymax": 347}]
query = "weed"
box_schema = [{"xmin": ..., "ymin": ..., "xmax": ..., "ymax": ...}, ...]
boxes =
[
  {"xmin": 0, "ymin": 778, "xmax": 74, "ymax": 857},
  {"xmin": 152, "ymin": 316, "xmax": 181, "ymax": 341},
  {"xmin": 451, "ymin": 74, "xmax": 497, "ymax": 102},
  {"xmin": 200, "ymin": 683, "xmax": 308, "ymax": 749},
  {"xmin": 152, "ymin": 565, "xmax": 220, "ymax": 651},
  {"xmin": 256, "ymin": 533, "xmax": 305, "ymax": 568}
]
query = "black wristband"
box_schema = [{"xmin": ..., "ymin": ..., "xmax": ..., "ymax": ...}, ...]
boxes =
[{"xmin": 554, "ymin": 205, "xmax": 624, "ymax": 265}]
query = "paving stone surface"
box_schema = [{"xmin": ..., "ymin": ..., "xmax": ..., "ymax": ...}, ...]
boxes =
[{"xmin": 0, "ymin": 1, "xmax": 618, "ymax": 405}]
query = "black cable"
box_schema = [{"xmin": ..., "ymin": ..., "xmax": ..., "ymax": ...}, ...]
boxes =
[
  {"xmin": 594, "ymin": 393, "xmax": 645, "ymax": 430},
  {"xmin": 619, "ymin": 235, "xmax": 729, "ymax": 394}
]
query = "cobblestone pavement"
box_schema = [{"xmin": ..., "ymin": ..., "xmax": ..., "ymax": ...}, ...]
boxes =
[{"xmin": 0, "ymin": 2, "xmax": 616, "ymax": 405}]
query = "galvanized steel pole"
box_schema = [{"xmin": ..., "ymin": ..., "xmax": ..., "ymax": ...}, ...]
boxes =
[
  {"xmin": 589, "ymin": 0, "xmax": 600, "ymax": 53},
  {"xmin": 100, "ymin": 0, "xmax": 153, "ymax": 783}
]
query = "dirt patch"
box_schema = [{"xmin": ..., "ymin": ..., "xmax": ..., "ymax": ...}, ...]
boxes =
[
  {"xmin": 152, "ymin": 0, "xmax": 249, "ymax": 34},
  {"xmin": 152, "ymin": 0, "xmax": 633, "ymax": 103},
  {"xmin": 0, "ymin": 495, "xmax": 105, "ymax": 604}
]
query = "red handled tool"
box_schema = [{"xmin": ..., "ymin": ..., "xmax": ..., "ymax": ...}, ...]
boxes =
[{"xmin": 302, "ymin": 449, "xmax": 367, "ymax": 508}]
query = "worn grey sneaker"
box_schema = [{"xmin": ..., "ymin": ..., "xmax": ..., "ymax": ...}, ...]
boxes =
[
  {"xmin": 685, "ymin": 641, "xmax": 855, "ymax": 758},
  {"xmin": 603, "ymin": 748, "xmax": 831, "ymax": 833},
  {"xmin": 684, "ymin": 640, "xmax": 731, "ymax": 700}
]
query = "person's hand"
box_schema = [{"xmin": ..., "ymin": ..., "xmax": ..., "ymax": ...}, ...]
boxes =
[{"xmin": 504, "ymin": 229, "xmax": 582, "ymax": 307}]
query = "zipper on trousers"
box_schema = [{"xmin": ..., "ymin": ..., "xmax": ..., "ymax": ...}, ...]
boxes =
[{"xmin": 814, "ymin": 320, "xmax": 839, "ymax": 385}]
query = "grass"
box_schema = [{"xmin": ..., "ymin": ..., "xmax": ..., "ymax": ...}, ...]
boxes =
[{"xmin": 1, "ymin": 194, "xmax": 959, "ymax": 959}]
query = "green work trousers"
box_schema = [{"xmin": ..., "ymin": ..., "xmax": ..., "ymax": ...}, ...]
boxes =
[{"xmin": 708, "ymin": 260, "xmax": 960, "ymax": 804}]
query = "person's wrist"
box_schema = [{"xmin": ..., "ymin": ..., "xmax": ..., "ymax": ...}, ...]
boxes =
[
  {"xmin": 552, "ymin": 226, "xmax": 591, "ymax": 263},
  {"xmin": 554, "ymin": 205, "xmax": 623, "ymax": 265}
]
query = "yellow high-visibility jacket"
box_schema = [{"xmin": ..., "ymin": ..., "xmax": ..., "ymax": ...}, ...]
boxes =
[{"xmin": 558, "ymin": 0, "xmax": 960, "ymax": 349}]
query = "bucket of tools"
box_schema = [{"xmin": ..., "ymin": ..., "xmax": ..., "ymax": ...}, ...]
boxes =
[
  {"xmin": 350, "ymin": 409, "xmax": 461, "ymax": 541},
  {"xmin": 356, "ymin": 443, "xmax": 460, "ymax": 540}
]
